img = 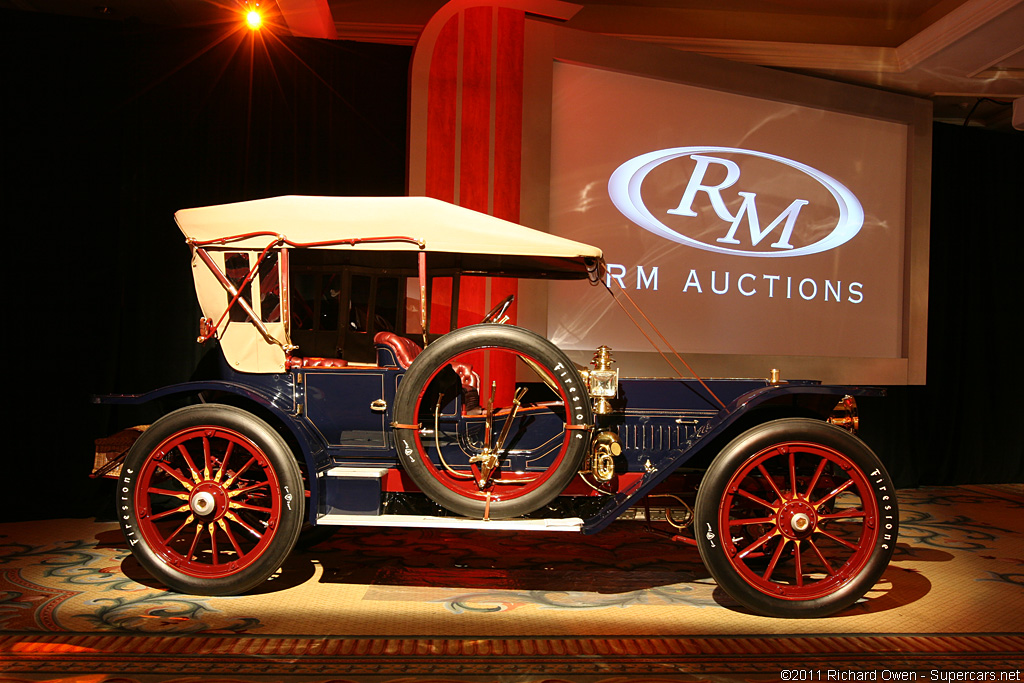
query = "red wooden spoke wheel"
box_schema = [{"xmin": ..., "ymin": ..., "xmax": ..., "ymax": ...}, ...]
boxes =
[
  {"xmin": 119, "ymin": 405, "xmax": 303, "ymax": 595},
  {"xmin": 695, "ymin": 418, "xmax": 898, "ymax": 618},
  {"xmin": 393, "ymin": 324, "xmax": 592, "ymax": 519}
]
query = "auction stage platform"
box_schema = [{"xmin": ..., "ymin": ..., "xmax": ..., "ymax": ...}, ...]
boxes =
[{"xmin": 1, "ymin": 484, "xmax": 1021, "ymax": 681}]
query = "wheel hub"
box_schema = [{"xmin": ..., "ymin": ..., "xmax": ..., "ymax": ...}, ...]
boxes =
[
  {"xmin": 189, "ymin": 483, "xmax": 227, "ymax": 518},
  {"xmin": 779, "ymin": 500, "xmax": 816, "ymax": 539}
]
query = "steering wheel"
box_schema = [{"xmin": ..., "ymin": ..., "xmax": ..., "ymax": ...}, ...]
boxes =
[{"xmin": 481, "ymin": 294, "xmax": 515, "ymax": 324}]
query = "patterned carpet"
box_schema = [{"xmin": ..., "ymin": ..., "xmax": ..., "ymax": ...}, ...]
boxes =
[{"xmin": 1, "ymin": 484, "xmax": 1022, "ymax": 681}]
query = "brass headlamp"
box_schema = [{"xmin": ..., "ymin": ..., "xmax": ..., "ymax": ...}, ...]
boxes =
[{"xmin": 587, "ymin": 345, "xmax": 618, "ymax": 415}]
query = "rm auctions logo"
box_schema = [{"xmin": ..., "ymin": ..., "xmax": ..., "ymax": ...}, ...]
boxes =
[{"xmin": 608, "ymin": 146, "xmax": 864, "ymax": 258}]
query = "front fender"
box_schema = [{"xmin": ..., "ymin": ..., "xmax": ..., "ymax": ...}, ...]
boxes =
[{"xmin": 582, "ymin": 382, "xmax": 884, "ymax": 533}]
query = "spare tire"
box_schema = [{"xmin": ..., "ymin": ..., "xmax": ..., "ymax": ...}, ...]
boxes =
[{"xmin": 392, "ymin": 324, "xmax": 592, "ymax": 519}]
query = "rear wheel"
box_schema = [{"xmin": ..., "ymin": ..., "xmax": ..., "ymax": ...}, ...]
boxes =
[
  {"xmin": 118, "ymin": 404, "xmax": 304, "ymax": 595},
  {"xmin": 392, "ymin": 324, "xmax": 591, "ymax": 519},
  {"xmin": 695, "ymin": 418, "xmax": 897, "ymax": 618}
]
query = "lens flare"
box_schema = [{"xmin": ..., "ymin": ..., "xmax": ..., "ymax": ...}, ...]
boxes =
[{"xmin": 245, "ymin": 9, "xmax": 262, "ymax": 30}]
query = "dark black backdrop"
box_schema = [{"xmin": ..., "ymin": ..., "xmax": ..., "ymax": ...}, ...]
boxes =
[
  {"xmin": 858, "ymin": 122, "xmax": 1023, "ymax": 488},
  {"xmin": 3, "ymin": 10, "xmax": 410, "ymax": 520},
  {"xmin": 2, "ymin": 9, "xmax": 1021, "ymax": 523}
]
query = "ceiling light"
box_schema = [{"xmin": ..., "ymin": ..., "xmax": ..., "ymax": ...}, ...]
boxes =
[{"xmin": 245, "ymin": 7, "xmax": 262, "ymax": 30}]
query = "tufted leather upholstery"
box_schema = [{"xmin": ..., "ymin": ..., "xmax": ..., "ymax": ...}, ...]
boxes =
[
  {"xmin": 452, "ymin": 362, "xmax": 481, "ymax": 410},
  {"xmin": 373, "ymin": 331, "xmax": 423, "ymax": 368},
  {"xmin": 452, "ymin": 363, "xmax": 479, "ymax": 391},
  {"xmin": 286, "ymin": 356, "xmax": 349, "ymax": 369},
  {"xmin": 372, "ymin": 332, "xmax": 480, "ymax": 409}
]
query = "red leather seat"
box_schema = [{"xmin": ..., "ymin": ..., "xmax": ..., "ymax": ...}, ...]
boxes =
[
  {"xmin": 373, "ymin": 332, "xmax": 479, "ymax": 409},
  {"xmin": 373, "ymin": 331, "xmax": 422, "ymax": 368},
  {"xmin": 452, "ymin": 362, "xmax": 481, "ymax": 410},
  {"xmin": 452, "ymin": 363, "xmax": 479, "ymax": 392},
  {"xmin": 286, "ymin": 357, "xmax": 348, "ymax": 369}
]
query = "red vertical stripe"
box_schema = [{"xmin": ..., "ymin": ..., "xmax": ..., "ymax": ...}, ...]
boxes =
[
  {"xmin": 457, "ymin": 8, "xmax": 496, "ymax": 395},
  {"xmin": 490, "ymin": 7, "xmax": 524, "ymax": 330},
  {"xmin": 458, "ymin": 6, "xmax": 493, "ymax": 215},
  {"xmin": 493, "ymin": 7, "xmax": 524, "ymax": 225},
  {"xmin": 425, "ymin": 15, "xmax": 459, "ymax": 338},
  {"xmin": 429, "ymin": 277, "xmax": 453, "ymax": 335},
  {"xmin": 423, "ymin": 6, "xmax": 530, "ymax": 403},
  {"xmin": 456, "ymin": 6, "xmax": 492, "ymax": 332},
  {"xmin": 425, "ymin": 15, "xmax": 459, "ymax": 204}
]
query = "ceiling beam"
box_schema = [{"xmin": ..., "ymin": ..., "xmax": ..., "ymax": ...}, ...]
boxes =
[{"xmin": 276, "ymin": 0, "xmax": 337, "ymax": 39}]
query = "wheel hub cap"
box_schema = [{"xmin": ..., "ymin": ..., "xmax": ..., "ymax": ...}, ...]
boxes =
[
  {"xmin": 189, "ymin": 484, "xmax": 227, "ymax": 518},
  {"xmin": 190, "ymin": 491, "xmax": 216, "ymax": 515},
  {"xmin": 779, "ymin": 500, "xmax": 816, "ymax": 539}
]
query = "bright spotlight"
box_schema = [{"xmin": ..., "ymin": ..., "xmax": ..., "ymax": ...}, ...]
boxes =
[{"xmin": 245, "ymin": 8, "xmax": 262, "ymax": 30}]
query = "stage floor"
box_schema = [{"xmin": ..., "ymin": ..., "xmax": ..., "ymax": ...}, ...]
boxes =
[{"xmin": 1, "ymin": 484, "xmax": 1022, "ymax": 681}]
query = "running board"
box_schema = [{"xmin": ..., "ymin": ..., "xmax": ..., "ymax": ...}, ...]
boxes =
[{"xmin": 316, "ymin": 513, "xmax": 584, "ymax": 532}]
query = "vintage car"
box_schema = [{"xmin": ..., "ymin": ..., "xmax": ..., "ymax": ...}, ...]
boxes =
[{"xmin": 94, "ymin": 195, "xmax": 898, "ymax": 619}]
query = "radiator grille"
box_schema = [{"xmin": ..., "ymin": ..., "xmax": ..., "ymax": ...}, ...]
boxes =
[{"xmin": 618, "ymin": 418, "xmax": 711, "ymax": 452}]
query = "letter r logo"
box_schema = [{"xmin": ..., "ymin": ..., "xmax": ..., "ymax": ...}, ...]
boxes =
[{"xmin": 668, "ymin": 155, "xmax": 742, "ymax": 220}]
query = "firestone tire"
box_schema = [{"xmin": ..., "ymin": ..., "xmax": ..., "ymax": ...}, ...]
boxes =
[
  {"xmin": 118, "ymin": 404, "xmax": 304, "ymax": 595},
  {"xmin": 392, "ymin": 324, "xmax": 592, "ymax": 519},
  {"xmin": 694, "ymin": 418, "xmax": 898, "ymax": 618}
]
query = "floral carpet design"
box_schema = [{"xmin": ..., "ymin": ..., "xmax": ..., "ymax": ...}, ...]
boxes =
[{"xmin": 1, "ymin": 484, "xmax": 1022, "ymax": 680}]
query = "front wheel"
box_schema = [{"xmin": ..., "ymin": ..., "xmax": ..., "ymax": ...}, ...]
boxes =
[
  {"xmin": 118, "ymin": 404, "xmax": 304, "ymax": 595},
  {"xmin": 694, "ymin": 418, "xmax": 898, "ymax": 618}
]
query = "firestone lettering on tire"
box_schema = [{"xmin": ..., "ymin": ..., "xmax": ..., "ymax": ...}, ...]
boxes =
[
  {"xmin": 694, "ymin": 418, "xmax": 898, "ymax": 618},
  {"xmin": 120, "ymin": 468, "xmax": 139, "ymax": 545},
  {"xmin": 871, "ymin": 468, "xmax": 898, "ymax": 550},
  {"xmin": 392, "ymin": 324, "xmax": 593, "ymax": 519},
  {"xmin": 117, "ymin": 404, "xmax": 303, "ymax": 596}
]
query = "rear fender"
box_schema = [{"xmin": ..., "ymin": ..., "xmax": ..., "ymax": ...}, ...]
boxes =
[{"xmin": 94, "ymin": 380, "xmax": 327, "ymax": 523}]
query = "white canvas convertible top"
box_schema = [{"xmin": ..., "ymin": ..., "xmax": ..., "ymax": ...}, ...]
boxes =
[
  {"xmin": 175, "ymin": 195, "xmax": 603, "ymax": 266},
  {"xmin": 176, "ymin": 196, "xmax": 604, "ymax": 373}
]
